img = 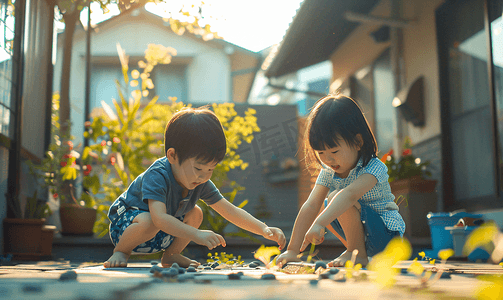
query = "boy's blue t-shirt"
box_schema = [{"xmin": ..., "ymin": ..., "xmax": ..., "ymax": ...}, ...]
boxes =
[{"xmin": 109, "ymin": 157, "xmax": 223, "ymax": 218}]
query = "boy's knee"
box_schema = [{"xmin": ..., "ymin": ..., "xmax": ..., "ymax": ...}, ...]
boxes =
[{"xmin": 185, "ymin": 205, "xmax": 203, "ymax": 227}]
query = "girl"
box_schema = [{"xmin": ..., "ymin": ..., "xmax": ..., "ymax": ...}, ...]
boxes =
[{"xmin": 276, "ymin": 94, "xmax": 405, "ymax": 268}]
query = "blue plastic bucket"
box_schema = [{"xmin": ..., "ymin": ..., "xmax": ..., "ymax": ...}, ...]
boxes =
[{"xmin": 427, "ymin": 212, "xmax": 483, "ymax": 250}]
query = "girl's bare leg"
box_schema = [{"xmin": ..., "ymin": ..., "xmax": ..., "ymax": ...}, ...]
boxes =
[
  {"xmin": 104, "ymin": 212, "xmax": 159, "ymax": 268},
  {"xmin": 328, "ymin": 204, "xmax": 368, "ymax": 267},
  {"xmin": 161, "ymin": 205, "xmax": 203, "ymax": 268},
  {"xmin": 321, "ymin": 192, "xmax": 347, "ymax": 247}
]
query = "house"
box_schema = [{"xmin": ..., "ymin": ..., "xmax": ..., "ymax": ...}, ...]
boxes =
[
  {"xmin": 263, "ymin": 0, "xmax": 503, "ymax": 232},
  {"xmin": 54, "ymin": 5, "xmax": 261, "ymax": 147}
]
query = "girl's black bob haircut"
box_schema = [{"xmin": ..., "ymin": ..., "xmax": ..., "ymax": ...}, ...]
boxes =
[
  {"xmin": 164, "ymin": 106, "xmax": 226, "ymax": 164},
  {"xmin": 304, "ymin": 94, "xmax": 378, "ymax": 169}
]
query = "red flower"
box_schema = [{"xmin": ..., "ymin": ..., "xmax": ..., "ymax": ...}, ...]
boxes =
[
  {"xmin": 66, "ymin": 141, "xmax": 73, "ymax": 150},
  {"xmin": 86, "ymin": 165, "xmax": 92, "ymax": 172},
  {"xmin": 111, "ymin": 156, "xmax": 116, "ymax": 165},
  {"xmin": 60, "ymin": 161, "xmax": 67, "ymax": 167},
  {"xmin": 63, "ymin": 154, "xmax": 71, "ymax": 159},
  {"xmin": 53, "ymin": 193, "xmax": 58, "ymax": 199},
  {"xmin": 402, "ymin": 148, "xmax": 412, "ymax": 156},
  {"xmin": 101, "ymin": 140, "xmax": 106, "ymax": 147},
  {"xmin": 388, "ymin": 149, "xmax": 394, "ymax": 156},
  {"xmin": 113, "ymin": 137, "xmax": 120, "ymax": 143},
  {"xmin": 83, "ymin": 170, "xmax": 91, "ymax": 176}
]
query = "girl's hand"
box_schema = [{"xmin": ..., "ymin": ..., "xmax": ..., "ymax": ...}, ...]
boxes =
[
  {"xmin": 275, "ymin": 250, "xmax": 301, "ymax": 268},
  {"xmin": 262, "ymin": 227, "xmax": 287, "ymax": 250},
  {"xmin": 300, "ymin": 223, "xmax": 325, "ymax": 252},
  {"xmin": 193, "ymin": 230, "xmax": 226, "ymax": 250}
]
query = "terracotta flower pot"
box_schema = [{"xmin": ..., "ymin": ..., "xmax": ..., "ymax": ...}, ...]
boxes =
[
  {"xmin": 3, "ymin": 218, "xmax": 44, "ymax": 254},
  {"xmin": 389, "ymin": 175, "xmax": 438, "ymax": 238},
  {"xmin": 59, "ymin": 204, "xmax": 97, "ymax": 235},
  {"xmin": 389, "ymin": 175, "xmax": 437, "ymax": 196}
]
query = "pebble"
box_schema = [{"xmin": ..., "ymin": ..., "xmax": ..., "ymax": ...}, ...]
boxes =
[
  {"xmin": 440, "ymin": 272, "xmax": 451, "ymax": 279},
  {"xmin": 318, "ymin": 272, "xmax": 330, "ymax": 279},
  {"xmin": 315, "ymin": 261, "xmax": 327, "ymax": 270},
  {"xmin": 178, "ymin": 268, "xmax": 186, "ymax": 274},
  {"xmin": 171, "ymin": 263, "xmax": 180, "ymax": 270},
  {"xmin": 309, "ymin": 279, "xmax": 319, "ymax": 286},
  {"xmin": 248, "ymin": 262, "xmax": 259, "ymax": 268},
  {"xmin": 150, "ymin": 260, "xmax": 159, "ymax": 265},
  {"xmin": 329, "ymin": 268, "xmax": 339, "ymax": 274},
  {"xmin": 22, "ymin": 284, "xmax": 43, "ymax": 293},
  {"xmin": 236, "ymin": 271, "xmax": 244, "ymax": 276},
  {"xmin": 150, "ymin": 265, "xmax": 163, "ymax": 274},
  {"xmin": 189, "ymin": 263, "xmax": 199, "ymax": 268},
  {"xmin": 210, "ymin": 262, "xmax": 220, "ymax": 269},
  {"xmin": 59, "ymin": 270, "xmax": 78, "ymax": 281},
  {"xmin": 161, "ymin": 268, "xmax": 178, "ymax": 278},
  {"xmin": 228, "ymin": 273, "xmax": 241, "ymax": 280},
  {"xmin": 261, "ymin": 273, "xmax": 276, "ymax": 280},
  {"xmin": 203, "ymin": 267, "xmax": 212, "ymax": 270},
  {"xmin": 187, "ymin": 266, "xmax": 197, "ymax": 272}
]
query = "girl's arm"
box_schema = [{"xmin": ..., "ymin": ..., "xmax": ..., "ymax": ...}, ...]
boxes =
[
  {"xmin": 300, "ymin": 173, "xmax": 377, "ymax": 251},
  {"xmin": 276, "ymin": 184, "xmax": 329, "ymax": 266},
  {"xmin": 149, "ymin": 200, "xmax": 226, "ymax": 249},
  {"xmin": 209, "ymin": 198, "xmax": 286, "ymax": 249}
]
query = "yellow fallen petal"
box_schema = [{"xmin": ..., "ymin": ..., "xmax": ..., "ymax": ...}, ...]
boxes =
[
  {"xmin": 439, "ymin": 249, "xmax": 454, "ymax": 261},
  {"xmin": 463, "ymin": 222, "xmax": 499, "ymax": 256}
]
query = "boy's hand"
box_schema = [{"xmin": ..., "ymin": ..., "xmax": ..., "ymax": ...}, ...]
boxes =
[
  {"xmin": 275, "ymin": 250, "xmax": 301, "ymax": 268},
  {"xmin": 300, "ymin": 223, "xmax": 325, "ymax": 252},
  {"xmin": 262, "ymin": 227, "xmax": 286, "ymax": 250},
  {"xmin": 193, "ymin": 230, "xmax": 226, "ymax": 250}
]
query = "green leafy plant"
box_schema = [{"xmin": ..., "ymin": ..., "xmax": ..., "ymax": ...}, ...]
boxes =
[
  {"xmin": 380, "ymin": 136, "xmax": 432, "ymax": 183},
  {"xmin": 24, "ymin": 191, "xmax": 52, "ymax": 219},
  {"xmin": 27, "ymin": 93, "xmax": 100, "ymax": 210}
]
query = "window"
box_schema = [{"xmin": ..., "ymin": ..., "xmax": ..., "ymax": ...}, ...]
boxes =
[
  {"xmin": 90, "ymin": 62, "xmax": 187, "ymax": 112},
  {"xmin": 437, "ymin": 0, "xmax": 503, "ymax": 210},
  {"xmin": 0, "ymin": 1, "xmax": 15, "ymax": 137}
]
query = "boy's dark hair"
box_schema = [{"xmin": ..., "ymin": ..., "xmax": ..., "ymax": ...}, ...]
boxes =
[
  {"xmin": 304, "ymin": 94, "xmax": 378, "ymax": 169},
  {"xmin": 164, "ymin": 107, "xmax": 226, "ymax": 164}
]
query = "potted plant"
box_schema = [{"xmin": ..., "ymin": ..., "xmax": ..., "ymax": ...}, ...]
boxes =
[
  {"xmin": 380, "ymin": 137, "xmax": 437, "ymax": 238},
  {"xmin": 28, "ymin": 94, "xmax": 101, "ymax": 236},
  {"xmin": 3, "ymin": 191, "xmax": 55, "ymax": 260}
]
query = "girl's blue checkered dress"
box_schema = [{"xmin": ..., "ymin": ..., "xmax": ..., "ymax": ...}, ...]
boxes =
[{"xmin": 316, "ymin": 157, "xmax": 405, "ymax": 235}]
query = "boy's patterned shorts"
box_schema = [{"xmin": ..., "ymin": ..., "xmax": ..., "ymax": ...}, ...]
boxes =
[
  {"xmin": 324, "ymin": 199, "xmax": 400, "ymax": 257},
  {"xmin": 108, "ymin": 201, "xmax": 184, "ymax": 254}
]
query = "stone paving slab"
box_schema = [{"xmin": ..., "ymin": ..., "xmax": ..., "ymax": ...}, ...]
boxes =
[{"xmin": 0, "ymin": 260, "xmax": 496, "ymax": 299}]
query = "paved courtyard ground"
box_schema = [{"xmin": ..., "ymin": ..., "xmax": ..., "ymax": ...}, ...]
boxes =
[{"xmin": 1, "ymin": 259, "xmax": 502, "ymax": 300}]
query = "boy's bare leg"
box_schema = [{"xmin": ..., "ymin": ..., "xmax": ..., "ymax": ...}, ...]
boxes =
[
  {"xmin": 104, "ymin": 212, "xmax": 159, "ymax": 268},
  {"xmin": 328, "ymin": 205, "xmax": 368, "ymax": 268},
  {"xmin": 161, "ymin": 205, "xmax": 203, "ymax": 268}
]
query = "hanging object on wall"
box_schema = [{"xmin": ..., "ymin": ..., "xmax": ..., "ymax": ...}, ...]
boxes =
[{"xmin": 392, "ymin": 76, "xmax": 425, "ymax": 127}]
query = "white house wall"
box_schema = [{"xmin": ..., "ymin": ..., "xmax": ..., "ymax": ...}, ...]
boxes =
[
  {"xmin": 402, "ymin": 0, "xmax": 444, "ymax": 141},
  {"xmin": 54, "ymin": 10, "xmax": 231, "ymax": 146}
]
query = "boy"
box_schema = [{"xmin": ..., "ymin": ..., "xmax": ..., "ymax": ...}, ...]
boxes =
[{"xmin": 104, "ymin": 107, "xmax": 286, "ymax": 268}]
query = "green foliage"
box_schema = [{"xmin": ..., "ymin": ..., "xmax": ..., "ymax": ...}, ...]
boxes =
[
  {"xmin": 89, "ymin": 44, "xmax": 261, "ymax": 238},
  {"xmin": 24, "ymin": 191, "xmax": 51, "ymax": 219},
  {"xmin": 380, "ymin": 136, "xmax": 432, "ymax": 183},
  {"xmin": 27, "ymin": 93, "xmax": 98, "ymax": 209}
]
